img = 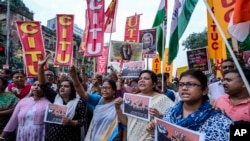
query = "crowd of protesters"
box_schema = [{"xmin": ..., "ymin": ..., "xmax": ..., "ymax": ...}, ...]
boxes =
[{"xmin": 0, "ymin": 53, "xmax": 249, "ymax": 141}]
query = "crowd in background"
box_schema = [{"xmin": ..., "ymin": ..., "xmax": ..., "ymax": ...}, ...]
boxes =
[{"xmin": 0, "ymin": 53, "xmax": 249, "ymax": 141}]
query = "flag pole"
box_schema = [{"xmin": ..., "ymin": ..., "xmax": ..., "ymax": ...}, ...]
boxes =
[
  {"xmin": 161, "ymin": 22, "xmax": 165, "ymax": 93},
  {"xmin": 204, "ymin": 0, "xmax": 250, "ymax": 95},
  {"xmin": 107, "ymin": 16, "xmax": 115, "ymax": 72},
  {"xmin": 161, "ymin": 0, "xmax": 167, "ymax": 93},
  {"xmin": 146, "ymin": 58, "xmax": 149, "ymax": 69}
]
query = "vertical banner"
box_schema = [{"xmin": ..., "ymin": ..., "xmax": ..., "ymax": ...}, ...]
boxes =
[
  {"xmin": 207, "ymin": 0, "xmax": 229, "ymax": 78},
  {"xmin": 207, "ymin": 0, "xmax": 225, "ymax": 59},
  {"xmin": 85, "ymin": 0, "xmax": 105, "ymax": 57},
  {"xmin": 124, "ymin": 14, "xmax": 141, "ymax": 42},
  {"xmin": 139, "ymin": 28, "xmax": 157, "ymax": 58},
  {"xmin": 215, "ymin": 58, "xmax": 224, "ymax": 78},
  {"xmin": 97, "ymin": 46, "xmax": 109, "ymax": 74},
  {"xmin": 212, "ymin": 0, "xmax": 235, "ymax": 38},
  {"xmin": 79, "ymin": 10, "xmax": 89, "ymax": 53},
  {"xmin": 152, "ymin": 54, "xmax": 161, "ymax": 74},
  {"xmin": 163, "ymin": 48, "xmax": 173, "ymax": 81},
  {"xmin": 54, "ymin": 14, "xmax": 74, "ymax": 66},
  {"xmin": 16, "ymin": 21, "xmax": 46, "ymax": 77}
]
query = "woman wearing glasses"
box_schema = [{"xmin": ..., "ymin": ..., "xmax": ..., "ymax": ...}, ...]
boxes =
[
  {"xmin": 69, "ymin": 65, "xmax": 123, "ymax": 141},
  {"xmin": 147, "ymin": 70, "xmax": 233, "ymax": 141},
  {"xmin": 38, "ymin": 56, "xmax": 88, "ymax": 141}
]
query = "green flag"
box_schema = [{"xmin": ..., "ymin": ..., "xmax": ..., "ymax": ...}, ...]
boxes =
[
  {"xmin": 168, "ymin": 0, "xmax": 198, "ymax": 64},
  {"xmin": 152, "ymin": 0, "xmax": 167, "ymax": 60}
]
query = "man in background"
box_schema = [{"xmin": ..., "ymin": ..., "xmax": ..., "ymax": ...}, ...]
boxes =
[{"xmin": 208, "ymin": 59, "xmax": 235, "ymax": 104}]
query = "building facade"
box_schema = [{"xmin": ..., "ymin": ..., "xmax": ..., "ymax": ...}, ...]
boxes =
[{"xmin": 0, "ymin": 1, "xmax": 84, "ymax": 71}]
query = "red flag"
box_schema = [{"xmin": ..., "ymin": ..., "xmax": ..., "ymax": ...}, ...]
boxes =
[{"xmin": 104, "ymin": 0, "xmax": 118, "ymax": 33}]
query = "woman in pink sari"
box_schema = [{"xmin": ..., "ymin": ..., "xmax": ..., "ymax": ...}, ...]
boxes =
[{"xmin": 0, "ymin": 80, "xmax": 51, "ymax": 141}]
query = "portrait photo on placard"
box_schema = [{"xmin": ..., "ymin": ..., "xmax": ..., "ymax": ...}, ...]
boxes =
[
  {"xmin": 139, "ymin": 28, "xmax": 157, "ymax": 58},
  {"xmin": 111, "ymin": 40, "xmax": 143, "ymax": 61}
]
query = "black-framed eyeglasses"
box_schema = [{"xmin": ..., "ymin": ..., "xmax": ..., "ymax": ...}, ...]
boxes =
[
  {"xmin": 179, "ymin": 82, "xmax": 202, "ymax": 89},
  {"xmin": 101, "ymin": 86, "xmax": 112, "ymax": 90},
  {"xmin": 45, "ymin": 74, "xmax": 54, "ymax": 77}
]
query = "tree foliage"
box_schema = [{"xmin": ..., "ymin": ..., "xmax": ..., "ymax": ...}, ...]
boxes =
[{"xmin": 182, "ymin": 28, "xmax": 208, "ymax": 50}]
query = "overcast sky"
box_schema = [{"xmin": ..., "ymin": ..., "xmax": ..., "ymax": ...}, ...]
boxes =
[{"xmin": 22, "ymin": 0, "xmax": 207, "ymax": 74}]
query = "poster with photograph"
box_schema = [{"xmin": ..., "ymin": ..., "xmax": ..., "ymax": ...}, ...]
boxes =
[
  {"xmin": 121, "ymin": 61, "xmax": 144, "ymax": 78},
  {"xmin": 155, "ymin": 118, "xmax": 205, "ymax": 141},
  {"xmin": 139, "ymin": 28, "xmax": 157, "ymax": 58},
  {"xmin": 44, "ymin": 104, "xmax": 68, "ymax": 125},
  {"xmin": 123, "ymin": 93, "xmax": 151, "ymax": 121},
  {"xmin": 243, "ymin": 51, "xmax": 250, "ymax": 69},
  {"xmin": 111, "ymin": 40, "xmax": 143, "ymax": 61},
  {"xmin": 187, "ymin": 47, "xmax": 211, "ymax": 74}
]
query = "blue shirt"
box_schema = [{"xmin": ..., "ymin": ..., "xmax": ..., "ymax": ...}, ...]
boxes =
[{"xmin": 165, "ymin": 89, "xmax": 176, "ymax": 102}]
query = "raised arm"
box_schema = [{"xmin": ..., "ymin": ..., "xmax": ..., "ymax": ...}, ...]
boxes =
[
  {"xmin": 69, "ymin": 65, "xmax": 89, "ymax": 101},
  {"xmin": 114, "ymin": 97, "xmax": 128, "ymax": 125},
  {"xmin": 38, "ymin": 55, "xmax": 50, "ymax": 85},
  {"xmin": 80, "ymin": 65, "xmax": 88, "ymax": 86},
  {"xmin": 38, "ymin": 55, "xmax": 57, "ymax": 102}
]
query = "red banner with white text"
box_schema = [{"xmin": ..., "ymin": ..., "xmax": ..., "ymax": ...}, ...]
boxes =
[
  {"xmin": 16, "ymin": 21, "xmax": 46, "ymax": 78},
  {"xmin": 124, "ymin": 14, "xmax": 141, "ymax": 42},
  {"xmin": 97, "ymin": 46, "xmax": 109, "ymax": 74},
  {"xmin": 85, "ymin": 0, "xmax": 105, "ymax": 57},
  {"xmin": 54, "ymin": 14, "xmax": 74, "ymax": 66}
]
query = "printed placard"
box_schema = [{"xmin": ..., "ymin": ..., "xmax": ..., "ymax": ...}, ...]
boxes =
[
  {"xmin": 187, "ymin": 47, "xmax": 211, "ymax": 74},
  {"xmin": 139, "ymin": 28, "xmax": 157, "ymax": 58},
  {"xmin": 111, "ymin": 40, "xmax": 143, "ymax": 61},
  {"xmin": 44, "ymin": 104, "xmax": 68, "ymax": 124},
  {"xmin": 243, "ymin": 51, "xmax": 250, "ymax": 68},
  {"xmin": 155, "ymin": 118, "xmax": 205, "ymax": 141},
  {"xmin": 123, "ymin": 93, "xmax": 151, "ymax": 121},
  {"xmin": 121, "ymin": 61, "xmax": 144, "ymax": 78}
]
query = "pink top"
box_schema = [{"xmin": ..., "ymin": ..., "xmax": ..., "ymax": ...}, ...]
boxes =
[
  {"xmin": 214, "ymin": 94, "xmax": 250, "ymax": 121},
  {"xmin": 4, "ymin": 97, "xmax": 51, "ymax": 132}
]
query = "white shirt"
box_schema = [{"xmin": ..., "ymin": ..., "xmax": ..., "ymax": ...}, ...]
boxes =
[{"xmin": 208, "ymin": 81, "xmax": 225, "ymax": 105}]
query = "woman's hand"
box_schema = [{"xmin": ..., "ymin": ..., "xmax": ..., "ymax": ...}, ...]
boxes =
[
  {"xmin": 114, "ymin": 97, "xmax": 123, "ymax": 110},
  {"xmin": 38, "ymin": 54, "xmax": 50, "ymax": 67},
  {"xmin": 62, "ymin": 117, "xmax": 71, "ymax": 126},
  {"xmin": 69, "ymin": 65, "xmax": 77, "ymax": 78},
  {"xmin": 146, "ymin": 120, "xmax": 156, "ymax": 136},
  {"xmin": 149, "ymin": 108, "xmax": 162, "ymax": 118},
  {"xmin": 212, "ymin": 105, "xmax": 225, "ymax": 113}
]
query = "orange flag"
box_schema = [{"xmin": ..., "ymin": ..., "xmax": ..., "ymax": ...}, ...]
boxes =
[
  {"xmin": 233, "ymin": 0, "xmax": 250, "ymax": 24},
  {"xmin": 228, "ymin": 0, "xmax": 250, "ymax": 42}
]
